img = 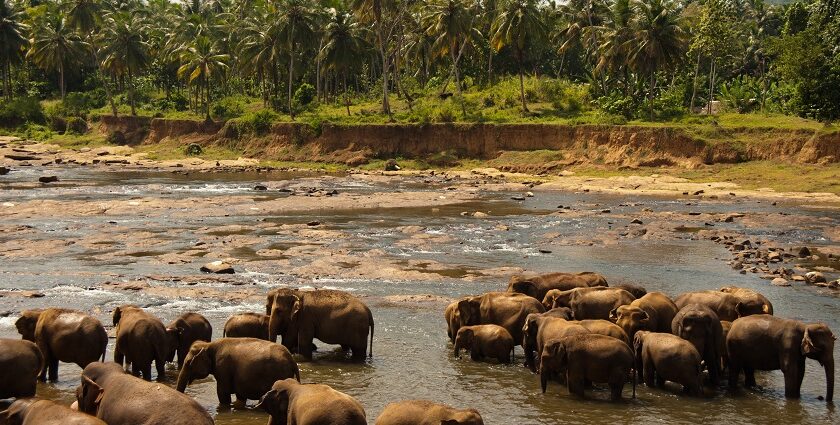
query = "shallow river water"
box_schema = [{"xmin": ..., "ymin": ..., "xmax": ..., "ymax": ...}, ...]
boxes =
[{"xmin": 1, "ymin": 166, "xmax": 839, "ymax": 424}]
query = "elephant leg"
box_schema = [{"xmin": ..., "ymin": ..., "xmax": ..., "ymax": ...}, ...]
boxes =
[
  {"xmin": 350, "ymin": 343, "xmax": 367, "ymax": 362},
  {"xmin": 655, "ymin": 374, "xmax": 666, "ymax": 388},
  {"xmin": 296, "ymin": 327, "xmax": 315, "ymax": 360},
  {"xmin": 38, "ymin": 351, "xmax": 51, "ymax": 382},
  {"xmin": 707, "ymin": 349, "xmax": 720, "ymax": 386},
  {"xmin": 470, "ymin": 346, "xmax": 481, "ymax": 362},
  {"xmin": 114, "ymin": 344, "xmax": 124, "ymax": 367},
  {"xmin": 744, "ymin": 366, "xmax": 756, "ymax": 388},
  {"xmin": 216, "ymin": 377, "xmax": 232, "ymax": 406},
  {"xmin": 782, "ymin": 359, "xmax": 805, "ymax": 399},
  {"xmin": 568, "ymin": 374, "xmax": 585, "ymax": 398},
  {"xmin": 340, "ymin": 344, "xmax": 350, "ymax": 352},
  {"xmin": 156, "ymin": 358, "xmax": 166, "ymax": 381},
  {"xmin": 643, "ymin": 359, "xmax": 655, "ymax": 387},
  {"xmin": 177, "ymin": 347, "xmax": 187, "ymax": 368},
  {"xmin": 141, "ymin": 362, "xmax": 153, "ymax": 381},
  {"xmin": 609, "ymin": 383, "xmax": 624, "ymax": 401},
  {"xmin": 234, "ymin": 393, "xmax": 248, "ymax": 409},
  {"xmin": 728, "ymin": 357, "xmax": 741, "ymax": 389}
]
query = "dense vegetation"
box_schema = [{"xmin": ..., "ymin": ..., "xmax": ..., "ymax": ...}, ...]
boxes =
[{"xmin": 0, "ymin": 0, "xmax": 838, "ymax": 131}]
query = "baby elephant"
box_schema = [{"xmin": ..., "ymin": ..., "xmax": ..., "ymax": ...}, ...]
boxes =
[
  {"xmin": 633, "ymin": 331, "xmax": 702, "ymax": 396},
  {"xmin": 112, "ymin": 305, "xmax": 168, "ymax": 381},
  {"xmin": 454, "ymin": 325, "xmax": 515, "ymax": 364},
  {"xmin": 16, "ymin": 308, "xmax": 107, "ymax": 381},
  {"xmin": 0, "ymin": 398, "xmax": 106, "ymax": 425},
  {"xmin": 224, "ymin": 312, "xmax": 270, "ymax": 340},
  {"xmin": 0, "ymin": 339, "xmax": 43, "ymax": 399},
  {"xmin": 257, "ymin": 378, "xmax": 367, "ymax": 425},
  {"xmin": 375, "ymin": 400, "xmax": 484, "ymax": 425},
  {"xmin": 540, "ymin": 334, "xmax": 635, "ymax": 401},
  {"xmin": 176, "ymin": 337, "xmax": 300, "ymax": 406},
  {"xmin": 166, "ymin": 312, "xmax": 212, "ymax": 368}
]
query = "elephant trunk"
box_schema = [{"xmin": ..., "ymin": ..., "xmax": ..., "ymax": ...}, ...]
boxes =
[
  {"xmin": 824, "ymin": 355, "xmax": 834, "ymax": 402},
  {"xmin": 268, "ymin": 314, "xmax": 280, "ymax": 343},
  {"xmin": 453, "ymin": 341, "xmax": 461, "ymax": 358},
  {"xmin": 175, "ymin": 369, "xmax": 189, "ymax": 393},
  {"xmin": 540, "ymin": 368, "xmax": 549, "ymax": 393}
]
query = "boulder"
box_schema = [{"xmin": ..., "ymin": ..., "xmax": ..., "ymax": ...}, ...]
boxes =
[
  {"xmin": 805, "ymin": 271, "xmax": 826, "ymax": 284},
  {"xmin": 771, "ymin": 277, "xmax": 790, "ymax": 286},
  {"xmin": 0, "ymin": 166, "xmax": 9, "ymax": 175},
  {"xmin": 38, "ymin": 176, "xmax": 59, "ymax": 183},
  {"xmin": 200, "ymin": 261, "xmax": 235, "ymax": 274},
  {"xmin": 797, "ymin": 247, "xmax": 811, "ymax": 258}
]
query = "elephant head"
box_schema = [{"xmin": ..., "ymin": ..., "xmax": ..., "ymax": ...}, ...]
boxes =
[
  {"xmin": 541, "ymin": 290, "xmax": 562, "ymax": 310},
  {"xmin": 734, "ymin": 301, "xmax": 771, "ymax": 318},
  {"xmin": 445, "ymin": 302, "xmax": 462, "ymax": 343},
  {"xmin": 176, "ymin": 341, "xmax": 212, "ymax": 392},
  {"xmin": 0, "ymin": 398, "xmax": 36, "ymax": 424},
  {"xmin": 76, "ymin": 376, "xmax": 104, "ymax": 416},
  {"xmin": 112, "ymin": 306, "xmax": 123, "ymax": 327},
  {"xmin": 610, "ymin": 305, "xmax": 650, "ymax": 340},
  {"xmin": 256, "ymin": 379, "xmax": 297, "ymax": 425},
  {"xmin": 522, "ymin": 313, "xmax": 542, "ymax": 372},
  {"xmin": 441, "ymin": 409, "xmax": 484, "ymax": 425},
  {"xmin": 673, "ymin": 307, "xmax": 716, "ymax": 354},
  {"xmin": 801, "ymin": 323, "xmax": 836, "ymax": 402},
  {"xmin": 165, "ymin": 326, "xmax": 183, "ymax": 363},
  {"xmin": 268, "ymin": 293, "xmax": 302, "ymax": 344},
  {"xmin": 539, "ymin": 340, "xmax": 567, "ymax": 393},
  {"xmin": 456, "ymin": 298, "xmax": 481, "ymax": 327},
  {"xmin": 453, "ymin": 327, "xmax": 475, "ymax": 358},
  {"xmin": 507, "ymin": 278, "xmax": 539, "ymax": 299},
  {"xmin": 14, "ymin": 310, "xmax": 42, "ymax": 341}
]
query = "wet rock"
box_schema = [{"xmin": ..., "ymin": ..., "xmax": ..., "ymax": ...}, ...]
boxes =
[
  {"xmin": 771, "ymin": 277, "xmax": 790, "ymax": 286},
  {"xmin": 6, "ymin": 153, "xmax": 38, "ymax": 161},
  {"xmin": 495, "ymin": 224, "xmax": 510, "ymax": 231},
  {"xmin": 805, "ymin": 271, "xmax": 826, "ymax": 284},
  {"xmin": 797, "ymin": 246, "xmax": 811, "ymax": 258},
  {"xmin": 200, "ymin": 261, "xmax": 235, "ymax": 274},
  {"xmin": 693, "ymin": 190, "xmax": 704, "ymax": 195},
  {"xmin": 384, "ymin": 159, "xmax": 400, "ymax": 171},
  {"xmin": 306, "ymin": 221, "xmax": 321, "ymax": 226},
  {"xmin": 526, "ymin": 192, "xmax": 534, "ymax": 197},
  {"xmin": 472, "ymin": 212, "xmax": 489, "ymax": 218},
  {"xmin": 792, "ymin": 275, "xmax": 806, "ymax": 282},
  {"xmin": 630, "ymin": 218, "xmax": 643, "ymax": 224},
  {"xmin": 601, "ymin": 209, "xmax": 611, "ymax": 213},
  {"xmin": 254, "ymin": 184, "xmax": 268, "ymax": 191},
  {"xmin": 0, "ymin": 166, "xmax": 9, "ymax": 175},
  {"xmin": 38, "ymin": 176, "xmax": 59, "ymax": 183},
  {"xmin": 731, "ymin": 261, "xmax": 743, "ymax": 270},
  {"xmin": 511, "ymin": 196, "xmax": 526, "ymax": 201},
  {"xmin": 767, "ymin": 251, "xmax": 782, "ymax": 262}
]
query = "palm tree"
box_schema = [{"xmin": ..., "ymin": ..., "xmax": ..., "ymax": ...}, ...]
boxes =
[
  {"xmin": 239, "ymin": 8, "xmax": 284, "ymax": 107},
  {"xmin": 319, "ymin": 10, "xmax": 366, "ymax": 116},
  {"xmin": 594, "ymin": 0, "xmax": 633, "ymax": 93},
  {"xmin": 178, "ymin": 36, "xmax": 229, "ymax": 120},
  {"xmin": 64, "ymin": 0, "xmax": 104, "ymax": 35},
  {"xmin": 490, "ymin": 0, "xmax": 546, "ymax": 113},
  {"xmin": 27, "ymin": 16, "xmax": 89, "ymax": 101},
  {"xmin": 100, "ymin": 11, "xmax": 150, "ymax": 116},
  {"xmin": 423, "ymin": 0, "xmax": 481, "ymax": 118},
  {"xmin": 351, "ymin": 0, "xmax": 392, "ymax": 117},
  {"xmin": 278, "ymin": 0, "xmax": 317, "ymax": 119},
  {"xmin": 0, "ymin": 0, "xmax": 28, "ymax": 100}
]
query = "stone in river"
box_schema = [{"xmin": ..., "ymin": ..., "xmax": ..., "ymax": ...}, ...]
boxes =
[
  {"xmin": 771, "ymin": 277, "xmax": 790, "ymax": 286},
  {"xmin": 38, "ymin": 176, "xmax": 59, "ymax": 183},
  {"xmin": 201, "ymin": 261, "xmax": 235, "ymax": 274}
]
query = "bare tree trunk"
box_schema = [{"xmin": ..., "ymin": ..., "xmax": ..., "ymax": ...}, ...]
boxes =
[
  {"xmin": 3, "ymin": 61, "xmax": 11, "ymax": 101},
  {"xmin": 707, "ymin": 58, "xmax": 716, "ymax": 115},
  {"xmin": 59, "ymin": 62, "xmax": 66, "ymax": 101},
  {"xmin": 375, "ymin": 16, "xmax": 391, "ymax": 118},
  {"xmin": 648, "ymin": 70, "xmax": 655, "ymax": 121},
  {"xmin": 689, "ymin": 50, "xmax": 701, "ymax": 113},
  {"xmin": 288, "ymin": 29, "xmax": 296, "ymax": 120},
  {"xmin": 205, "ymin": 77, "xmax": 212, "ymax": 121},
  {"xmin": 517, "ymin": 50, "xmax": 528, "ymax": 113},
  {"xmin": 344, "ymin": 72, "xmax": 350, "ymax": 116},
  {"xmin": 128, "ymin": 68, "xmax": 137, "ymax": 116},
  {"xmin": 451, "ymin": 48, "xmax": 466, "ymax": 119}
]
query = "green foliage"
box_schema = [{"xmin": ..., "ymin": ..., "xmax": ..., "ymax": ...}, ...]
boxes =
[
  {"xmin": 0, "ymin": 97, "xmax": 45, "ymax": 126},
  {"xmin": 293, "ymin": 83, "xmax": 316, "ymax": 107},
  {"xmin": 720, "ymin": 76, "xmax": 760, "ymax": 113},
  {"xmin": 236, "ymin": 109, "xmax": 278, "ymax": 135},
  {"xmin": 211, "ymin": 96, "xmax": 246, "ymax": 120}
]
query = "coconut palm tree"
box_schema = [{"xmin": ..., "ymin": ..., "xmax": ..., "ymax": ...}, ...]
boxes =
[
  {"xmin": 27, "ymin": 16, "xmax": 89, "ymax": 101},
  {"xmin": 64, "ymin": 0, "xmax": 104, "ymax": 35},
  {"xmin": 0, "ymin": 0, "xmax": 28, "ymax": 100},
  {"xmin": 277, "ymin": 0, "xmax": 317, "ymax": 119},
  {"xmin": 100, "ymin": 11, "xmax": 150, "ymax": 116},
  {"xmin": 178, "ymin": 35, "xmax": 229, "ymax": 120},
  {"xmin": 490, "ymin": 0, "xmax": 546, "ymax": 113},
  {"xmin": 627, "ymin": 0, "xmax": 686, "ymax": 119},
  {"xmin": 319, "ymin": 9, "xmax": 367, "ymax": 116}
]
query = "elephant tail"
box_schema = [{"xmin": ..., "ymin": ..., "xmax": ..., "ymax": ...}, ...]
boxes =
[
  {"xmin": 632, "ymin": 368, "xmax": 637, "ymax": 398},
  {"xmin": 368, "ymin": 308, "xmax": 374, "ymax": 358}
]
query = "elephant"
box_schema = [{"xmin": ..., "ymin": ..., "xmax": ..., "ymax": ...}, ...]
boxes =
[
  {"xmin": 267, "ymin": 288, "xmax": 374, "ymax": 361},
  {"xmin": 112, "ymin": 305, "xmax": 168, "ymax": 381},
  {"xmin": 0, "ymin": 339, "xmax": 42, "ymax": 399},
  {"xmin": 675, "ymin": 290, "xmax": 770, "ymax": 322},
  {"xmin": 614, "ymin": 283, "xmax": 647, "ymax": 299},
  {"xmin": 720, "ymin": 320, "xmax": 732, "ymax": 370},
  {"xmin": 458, "ymin": 291, "xmax": 545, "ymax": 347},
  {"xmin": 453, "ymin": 325, "xmax": 515, "ymax": 364},
  {"xmin": 224, "ymin": 312, "xmax": 270, "ymax": 340},
  {"xmin": 577, "ymin": 320, "xmax": 630, "ymax": 345},
  {"xmin": 542, "ymin": 307, "xmax": 573, "ymax": 320},
  {"xmin": 0, "ymin": 398, "xmax": 106, "ymax": 425},
  {"xmin": 671, "ymin": 304, "xmax": 723, "ymax": 385},
  {"xmin": 444, "ymin": 300, "xmax": 463, "ymax": 343},
  {"xmin": 539, "ymin": 334, "xmax": 635, "ymax": 401},
  {"xmin": 165, "ymin": 312, "xmax": 212, "ymax": 368},
  {"xmin": 542, "ymin": 287, "xmax": 636, "ymax": 320},
  {"xmin": 718, "ymin": 286, "xmax": 774, "ymax": 315},
  {"xmin": 507, "ymin": 271, "xmax": 608, "ymax": 301},
  {"xmin": 522, "ymin": 314, "xmax": 589, "ymax": 373},
  {"xmin": 633, "ymin": 331, "xmax": 702, "ymax": 396},
  {"xmin": 375, "ymin": 400, "xmax": 484, "ymax": 425},
  {"xmin": 610, "ymin": 292, "xmax": 679, "ymax": 341},
  {"xmin": 727, "ymin": 315, "xmax": 835, "ymax": 401},
  {"xmin": 257, "ymin": 378, "xmax": 366, "ymax": 425},
  {"xmin": 76, "ymin": 362, "xmax": 213, "ymax": 425},
  {"xmin": 176, "ymin": 337, "xmax": 300, "ymax": 406},
  {"xmin": 15, "ymin": 308, "xmax": 107, "ymax": 381}
]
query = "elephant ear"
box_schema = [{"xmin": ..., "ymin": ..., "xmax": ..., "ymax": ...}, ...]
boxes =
[
  {"xmin": 734, "ymin": 302, "xmax": 746, "ymax": 318},
  {"xmin": 291, "ymin": 295, "xmax": 302, "ymax": 320},
  {"xmin": 112, "ymin": 307, "xmax": 122, "ymax": 326},
  {"xmin": 801, "ymin": 329, "xmax": 818, "ymax": 355},
  {"xmin": 256, "ymin": 388, "xmax": 289, "ymax": 417},
  {"xmin": 80, "ymin": 376, "xmax": 104, "ymax": 414},
  {"xmin": 608, "ymin": 308, "xmax": 619, "ymax": 321}
]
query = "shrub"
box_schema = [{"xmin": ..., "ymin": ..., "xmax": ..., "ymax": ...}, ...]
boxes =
[
  {"xmin": 294, "ymin": 83, "xmax": 316, "ymax": 107},
  {"xmin": 436, "ymin": 108, "xmax": 455, "ymax": 123},
  {"xmin": 211, "ymin": 96, "xmax": 245, "ymax": 120},
  {"xmin": 66, "ymin": 117, "xmax": 88, "ymax": 134},
  {"xmin": 0, "ymin": 97, "xmax": 45, "ymax": 127},
  {"xmin": 237, "ymin": 109, "xmax": 278, "ymax": 135}
]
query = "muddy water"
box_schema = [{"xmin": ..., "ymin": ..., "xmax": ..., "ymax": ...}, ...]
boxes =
[{"xmin": 1, "ymin": 166, "xmax": 839, "ymax": 424}]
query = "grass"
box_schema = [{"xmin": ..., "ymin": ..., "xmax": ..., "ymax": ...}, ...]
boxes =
[{"xmin": 675, "ymin": 162, "xmax": 840, "ymax": 194}]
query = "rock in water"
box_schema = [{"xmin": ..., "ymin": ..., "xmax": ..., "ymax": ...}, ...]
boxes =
[
  {"xmin": 201, "ymin": 261, "xmax": 235, "ymax": 274},
  {"xmin": 797, "ymin": 246, "xmax": 811, "ymax": 258},
  {"xmin": 0, "ymin": 166, "xmax": 9, "ymax": 175},
  {"xmin": 805, "ymin": 271, "xmax": 826, "ymax": 284},
  {"xmin": 39, "ymin": 176, "xmax": 59, "ymax": 183},
  {"xmin": 771, "ymin": 277, "xmax": 790, "ymax": 287}
]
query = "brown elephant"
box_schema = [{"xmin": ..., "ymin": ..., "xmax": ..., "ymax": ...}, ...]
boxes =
[
  {"xmin": 0, "ymin": 339, "xmax": 42, "ymax": 399},
  {"xmin": 542, "ymin": 307, "xmax": 573, "ymax": 320},
  {"xmin": 522, "ymin": 314, "xmax": 589, "ymax": 373},
  {"xmin": 76, "ymin": 362, "xmax": 213, "ymax": 425},
  {"xmin": 577, "ymin": 320, "xmax": 630, "ymax": 345},
  {"xmin": 375, "ymin": 400, "xmax": 484, "ymax": 425},
  {"xmin": 540, "ymin": 334, "xmax": 635, "ymax": 400},
  {"xmin": 720, "ymin": 320, "xmax": 732, "ymax": 370},
  {"xmin": 165, "ymin": 312, "xmax": 212, "ymax": 368},
  {"xmin": 718, "ymin": 286, "xmax": 774, "ymax": 315},
  {"xmin": 267, "ymin": 288, "xmax": 374, "ymax": 361},
  {"xmin": 675, "ymin": 290, "xmax": 770, "ymax": 322},
  {"xmin": 444, "ymin": 300, "xmax": 463, "ymax": 343},
  {"xmin": 453, "ymin": 325, "xmax": 515, "ymax": 364},
  {"xmin": 112, "ymin": 305, "xmax": 168, "ymax": 381},
  {"xmin": 224, "ymin": 312, "xmax": 270, "ymax": 340},
  {"xmin": 458, "ymin": 292, "xmax": 544, "ymax": 347},
  {"xmin": 507, "ymin": 271, "xmax": 608, "ymax": 301},
  {"xmin": 15, "ymin": 308, "xmax": 107, "ymax": 381},
  {"xmin": 542, "ymin": 287, "xmax": 635, "ymax": 320},
  {"xmin": 257, "ymin": 378, "xmax": 366, "ymax": 425},
  {"xmin": 0, "ymin": 398, "xmax": 106, "ymax": 425},
  {"xmin": 633, "ymin": 331, "xmax": 702, "ymax": 396},
  {"xmin": 671, "ymin": 303, "xmax": 723, "ymax": 385},
  {"xmin": 176, "ymin": 337, "xmax": 300, "ymax": 406},
  {"xmin": 610, "ymin": 292, "xmax": 679, "ymax": 340},
  {"xmin": 614, "ymin": 283, "xmax": 647, "ymax": 299},
  {"xmin": 727, "ymin": 315, "xmax": 835, "ymax": 401}
]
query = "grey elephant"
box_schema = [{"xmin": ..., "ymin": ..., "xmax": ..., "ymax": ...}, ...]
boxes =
[
  {"xmin": 453, "ymin": 325, "xmax": 515, "ymax": 364},
  {"xmin": 267, "ymin": 288, "xmax": 374, "ymax": 361},
  {"xmin": 16, "ymin": 308, "xmax": 107, "ymax": 381},
  {"xmin": 375, "ymin": 400, "xmax": 484, "ymax": 425},
  {"xmin": 633, "ymin": 331, "xmax": 702, "ymax": 396},
  {"xmin": 675, "ymin": 290, "xmax": 770, "ymax": 322},
  {"xmin": 718, "ymin": 286, "xmax": 773, "ymax": 315},
  {"xmin": 0, "ymin": 398, "xmax": 106, "ymax": 425},
  {"xmin": 458, "ymin": 292, "xmax": 544, "ymax": 346},
  {"xmin": 112, "ymin": 305, "xmax": 168, "ymax": 381},
  {"xmin": 76, "ymin": 362, "xmax": 213, "ymax": 425},
  {"xmin": 727, "ymin": 315, "xmax": 835, "ymax": 401},
  {"xmin": 542, "ymin": 287, "xmax": 636, "ymax": 320},
  {"xmin": 610, "ymin": 292, "xmax": 679, "ymax": 340},
  {"xmin": 542, "ymin": 307, "xmax": 573, "ymax": 320},
  {"xmin": 577, "ymin": 319, "xmax": 630, "ymax": 345},
  {"xmin": 540, "ymin": 334, "xmax": 635, "ymax": 401},
  {"xmin": 720, "ymin": 320, "xmax": 732, "ymax": 370},
  {"xmin": 507, "ymin": 271, "xmax": 608, "ymax": 301},
  {"xmin": 176, "ymin": 337, "xmax": 300, "ymax": 406},
  {"xmin": 444, "ymin": 300, "xmax": 463, "ymax": 343},
  {"xmin": 0, "ymin": 339, "xmax": 42, "ymax": 399},
  {"xmin": 614, "ymin": 283, "xmax": 647, "ymax": 299},
  {"xmin": 165, "ymin": 312, "xmax": 212, "ymax": 368},
  {"xmin": 672, "ymin": 303, "xmax": 723, "ymax": 385},
  {"xmin": 522, "ymin": 314, "xmax": 589, "ymax": 373},
  {"xmin": 224, "ymin": 312, "xmax": 270, "ymax": 340},
  {"xmin": 257, "ymin": 378, "xmax": 367, "ymax": 425}
]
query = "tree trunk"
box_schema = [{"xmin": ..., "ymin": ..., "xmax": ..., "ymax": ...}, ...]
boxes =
[
  {"xmin": 689, "ymin": 50, "xmax": 701, "ymax": 113},
  {"xmin": 3, "ymin": 61, "xmax": 10, "ymax": 101},
  {"xmin": 205, "ymin": 77, "xmax": 212, "ymax": 121},
  {"xmin": 707, "ymin": 58, "xmax": 716, "ymax": 115},
  {"xmin": 288, "ymin": 26, "xmax": 296, "ymax": 120},
  {"xmin": 451, "ymin": 48, "xmax": 466, "ymax": 119},
  {"xmin": 648, "ymin": 69, "xmax": 655, "ymax": 121},
  {"xmin": 59, "ymin": 62, "xmax": 66, "ymax": 101},
  {"xmin": 517, "ymin": 50, "xmax": 528, "ymax": 113},
  {"xmin": 344, "ymin": 72, "xmax": 350, "ymax": 116},
  {"xmin": 375, "ymin": 15, "xmax": 391, "ymax": 118},
  {"xmin": 128, "ymin": 68, "xmax": 137, "ymax": 116}
]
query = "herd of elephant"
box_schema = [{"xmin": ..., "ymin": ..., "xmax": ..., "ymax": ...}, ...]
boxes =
[
  {"xmin": 0, "ymin": 287, "xmax": 481, "ymax": 424},
  {"xmin": 446, "ymin": 271, "xmax": 836, "ymax": 402}
]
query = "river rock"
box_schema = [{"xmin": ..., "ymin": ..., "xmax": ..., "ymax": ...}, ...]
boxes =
[
  {"xmin": 771, "ymin": 277, "xmax": 790, "ymax": 286},
  {"xmin": 630, "ymin": 218, "xmax": 643, "ymax": 224},
  {"xmin": 0, "ymin": 166, "xmax": 9, "ymax": 175},
  {"xmin": 254, "ymin": 184, "xmax": 268, "ymax": 191},
  {"xmin": 38, "ymin": 176, "xmax": 59, "ymax": 183},
  {"xmin": 472, "ymin": 211, "xmax": 488, "ymax": 218},
  {"xmin": 6, "ymin": 153, "xmax": 38, "ymax": 161},
  {"xmin": 511, "ymin": 196, "xmax": 526, "ymax": 201},
  {"xmin": 200, "ymin": 261, "xmax": 235, "ymax": 274},
  {"xmin": 767, "ymin": 251, "xmax": 782, "ymax": 262},
  {"xmin": 805, "ymin": 271, "xmax": 826, "ymax": 284}
]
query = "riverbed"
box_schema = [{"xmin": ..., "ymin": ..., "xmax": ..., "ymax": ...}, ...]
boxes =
[{"xmin": 1, "ymin": 164, "xmax": 839, "ymax": 424}]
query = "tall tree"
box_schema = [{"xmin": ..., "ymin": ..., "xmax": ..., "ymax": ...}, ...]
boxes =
[
  {"xmin": 27, "ymin": 16, "xmax": 89, "ymax": 101},
  {"xmin": 319, "ymin": 9, "xmax": 366, "ymax": 116},
  {"xmin": 0, "ymin": 0, "xmax": 28, "ymax": 100},
  {"xmin": 278, "ymin": 0, "xmax": 317, "ymax": 119},
  {"xmin": 178, "ymin": 36, "xmax": 230, "ymax": 120},
  {"xmin": 100, "ymin": 10, "xmax": 150, "ymax": 116},
  {"xmin": 490, "ymin": 0, "xmax": 546, "ymax": 113}
]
